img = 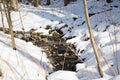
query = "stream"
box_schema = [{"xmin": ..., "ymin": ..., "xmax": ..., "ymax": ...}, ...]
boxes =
[{"xmin": 0, "ymin": 27, "xmax": 81, "ymax": 71}]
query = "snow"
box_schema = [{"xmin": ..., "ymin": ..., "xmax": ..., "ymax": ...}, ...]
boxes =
[
  {"xmin": 76, "ymin": 63, "xmax": 85, "ymax": 71},
  {"xmin": 0, "ymin": 0, "xmax": 120, "ymax": 80},
  {"xmin": 35, "ymin": 28, "xmax": 50, "ymax": 35},
  {"xmin": 50, "ymin": 70, "xmax": 79, "ymax": 80},
  {"xmin": 0, "ymin": 32, "xmax": 52, "ymax": 80},
  {"xmin": 111, "ymin": 75, "xmax": 120, "ymax": 80}
]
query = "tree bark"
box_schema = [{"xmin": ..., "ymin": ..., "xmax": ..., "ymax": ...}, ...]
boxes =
[
  {"xmin": 64, "ymin": 0, "xmax": 69, "ymax": 6},
  {"xmin": 0, "ymin": 3, "xmax": 6, "ymax": 33},
  {"xmin": 83, "ymin": 0, "xmax": 104, "ymax": 77},
  {"xmin": 2, "ymin": 0, "xmax": 16, "ymax": 50},
  {"xmin": 32, "ymin": 0, "xmax": 40, "ymax": 7},
  {"xmin": 10, "ymin": 0, "xmax": 18, "ymax": 11},
  {"xmin": 27, "ymin": 0, "xmax": 32, "ymax": 2},
  {"xmin": 18, "ymin": 0, "xmax": 22, "ymax": 2}
]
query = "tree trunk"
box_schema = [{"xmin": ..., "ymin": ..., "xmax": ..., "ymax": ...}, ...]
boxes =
[
  {"xmin": 39, "ymin": 0, "xmax": 41, "ymax": 5},
  {"xmin": 18, "ymin": 0, "xmax": 22, "ymax": 2},
  {"xmin": 27, "ymin": 0, "xmax": 32, "ymax": 2},
  {"xmin": 46, "ymin": 0, "xmax": 50, "ymax": 5},
  {"xmin": 83, "ymin": 0, "xmax": 104, "ymax": 77},
  {"xmin": 2, "ymin": 0, "xmax": 16, "ymax": 50},
  {"xmin": 0, "ymin": 3, "xmax": 6, "ymax": 33},
  {"xmin": 32, "ymin": 0, "xmax": 40, "ymax": 7},
  {"xmin": 10, "ymin": 0, "xmax": 18, "ymax": 11},
  {"xmin": 64, "ymin": 0, "xmax": 69, "ymax": 6}
]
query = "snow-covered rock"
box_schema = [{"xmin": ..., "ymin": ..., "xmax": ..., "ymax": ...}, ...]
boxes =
[
  {"xmin": 76, "ymin": 63, "xmax": 85, "ymax": 71},
  {"xmin": 50, "ymin": 70, "xmax": 79, "ymax": 80}
]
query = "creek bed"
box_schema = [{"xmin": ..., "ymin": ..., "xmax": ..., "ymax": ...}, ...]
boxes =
[{"xmin": 0, "ymin": 28, "xmax": 79, "ymax": 71}]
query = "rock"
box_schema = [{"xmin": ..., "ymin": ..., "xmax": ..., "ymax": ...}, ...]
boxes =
[
  {"xmin": 89, "ymin": 13, "xmax": 95, "ymax": 17},
  {"xmin": 45, "ymin": 25, "xmax": 51, "ymax": 29},
  {"xmin": 106, "ymin": 0, "xmax": 113, "ymax": 3},
  {"xmin": 73, "ymin": 17, "xmax": 78, "ymax": 21},
  {"xmin": 17, "ymin": 34, "xmax": 24, "ymax": 39},
  {"xmin": 25, "ymin": 33, "xmax": 31, "ymax": 37},
  {"xmin": 58, "ymin": 23, "xmax": 68, "ymax": 29}
]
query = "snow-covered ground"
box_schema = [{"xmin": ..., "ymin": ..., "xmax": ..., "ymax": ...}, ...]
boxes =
[
  {"xmin": 0, "ymin": 31, "xmax": 53, "ymax": 80},
  {"xmin": 0, "ymin": 0, "xmax": 120, "ymax": 80}
]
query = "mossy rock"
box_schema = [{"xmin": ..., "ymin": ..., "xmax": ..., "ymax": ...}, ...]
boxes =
[
  {"xmin": 36, "ymin": 32, "xmax": 42, "ymax": 36},
  {"xmin": 45, "ymin": 25, "xmax": 51, "ymax": 29},
  {"xmin": 52, "ymin": 31, "xmax": 60, "ymax": 40},
  {"xmin": 40, "ymin": 35, "xmax": 48, "ymax": 38},
  {"xmin": 49, "ymin": 30, "xmax": 55, "ymax": 34}
]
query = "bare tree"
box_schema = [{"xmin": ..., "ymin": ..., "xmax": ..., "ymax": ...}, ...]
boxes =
[
  {"xmin": 83, "ymin": 0, "xmax": 104, "ymax": 77},
  {"xmin": 2, "ymin": 0, "xmax": 16, "ymax": 50}
]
